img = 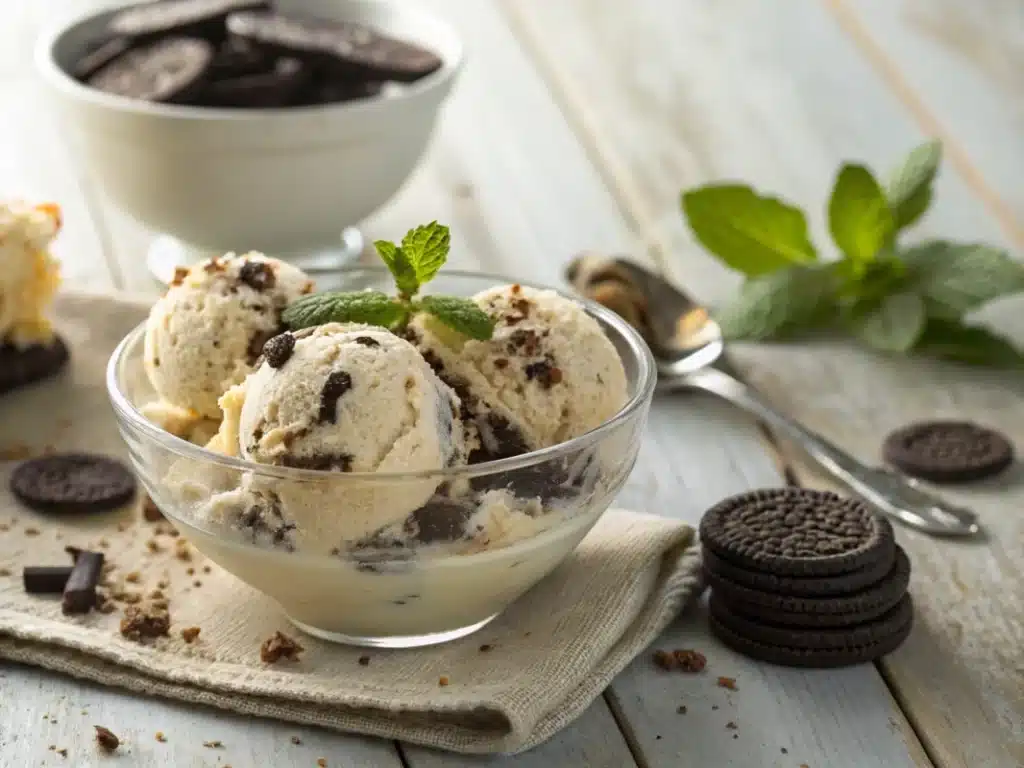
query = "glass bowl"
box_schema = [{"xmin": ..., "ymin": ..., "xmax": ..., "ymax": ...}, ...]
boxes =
[{"xmin": 107, "ymin": 269, "xmax": 655, "ymax": 648}]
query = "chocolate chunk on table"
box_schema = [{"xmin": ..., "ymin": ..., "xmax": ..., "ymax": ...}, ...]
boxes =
[
  {"xmin": 23, "ymin": 566, "xmax": 74, "ymax": 594},
  {"xmin": 62, "ymin": 550, "xmax": 104, "ymax": 615}
]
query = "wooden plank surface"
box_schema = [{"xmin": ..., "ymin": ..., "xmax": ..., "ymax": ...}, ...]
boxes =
[
  {"xmin": 825, "ymin": 0, "xmax": 1024, "ymax": 244},
  {"xmin": 502, "ymin": 1, "xmax": 1024, "ymax": 766}
]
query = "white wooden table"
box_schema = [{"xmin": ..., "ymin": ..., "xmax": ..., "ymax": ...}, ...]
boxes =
[{"xmin": 2, "ymin": 1, "xmax": 1022, "ymax": 766}]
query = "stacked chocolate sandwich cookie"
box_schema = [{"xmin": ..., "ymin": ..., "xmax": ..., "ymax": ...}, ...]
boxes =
[{"xmin": 699, "ymin": 489, "xmax": 913, "ymax": 668}]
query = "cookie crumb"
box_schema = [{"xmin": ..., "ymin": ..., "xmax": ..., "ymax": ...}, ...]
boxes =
[
  {"xmin": 57, "ymin": 747, "xmax": 67, "ymax": 758},
  {"xmin": 781, "ymin": 747, "xmax": 788, "ymax": 754},
  {"xmin": 717, "ymin": 676, "xmax": 738, "ymax": 690},
  {"xmin": 174, "ymin": 540, "xmax": 192, "ymax": 561},
  {"xmin": 478, "ymin": 644, "xmax": 493, "ymax": 653},
  {"xmin": 24, "ymin": 527, "xmax": 40, "ymax": 536},
  {"xmin": 202, "ymin": 740, "xmax": 223, "ymax": 748},
  {"xmin": 155, "ymin": 731, "xmax": 166, "ymax": 742},
  {"xmin": 146, "ymin": 538, "xmax": 161, "ymax": 553},
  {"xmin": 125, "ymin": 571, "xmax": 141, "ymax": 583},
  {"xmin": 150, "ymin": 589, "xmax": 165, "ymax": 599},
  {"xmin": 652, "ymin": 649, "xmax": 675, "ymax": 670},
  {"xmin": 726, "ymin": 721, "xmax": 738, "ymax": 730},
  {"xmin": 676, "ymin": 705, "xmax": 687, "ymax": 715},
  {"xmin": 290, "ymin": 736, "xmax": 302, "ymax": 745},
  {"xmin": 673, "ymin": 649, "xmax": 706, "ymax": 673},
  {"xmin": 317, "ymin": 759, "xmax": 327, "ymax": 767},
  {"xmin": 120, "ymin": 605, "xmax": 170, "ymax": 641},
  {"xmin": 157, "ymin": 579, "xmax": 169, "ymax": 589},
  {"xmin": 186, "ymin": 567, "xmax": 195, "ymax": 576},
  {"xmin": 203, "ymin": 565, "xmax": 211, "ymax": 574},
  {"xmin": 712, "ymin": 705, "xmax": 719, "ymax": 711},
  {"xmin": 357, "ymin": 655, "xmax": 370, "ymax": 666},
  {"xmin": 116, "ymin": 522, "xmax": 129, "ymax": 532},
  {"xmin": 97, "ymin": 538, "xmax": 109, "ymax": 548},
  {"xmin": 260, "ymin": 631, "xmax": 303, "ymax": 663},
  {"xmin": 181, "ymin": 626, "xmax": 201, "ymax": 643},
  {"xmin": 94, "ymin": 726, "xmax": 119, "ymax": 751},
  {"xmin": 438, "ymin": 676, "xmax": 450, "ymax": 687},
  {"xmin": 0, "ymin": 567, "xmax": 10, "ymax": 577}
]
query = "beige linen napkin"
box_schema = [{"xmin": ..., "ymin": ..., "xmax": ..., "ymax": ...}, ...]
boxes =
[{"xmin": 0, "ymin": 292, "xmax": 704, "ymax": 754}]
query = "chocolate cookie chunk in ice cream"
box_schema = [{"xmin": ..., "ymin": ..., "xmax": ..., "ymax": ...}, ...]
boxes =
[
  {"xmin": 143, "ymin": 253, "xmax": 313, "ymax": 428},
  {"xmin": 407, "ymin": 284, "xmax": 629, "ymax": 463},
  {"xmin": 202, "ymin": 323, "xmax": 467, "ymax": 550}
]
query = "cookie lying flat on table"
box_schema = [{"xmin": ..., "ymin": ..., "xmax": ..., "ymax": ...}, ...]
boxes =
[
  {"xmin": 709, "ymin": 593, "xmax": 914, "ymax": 668},
  {"xmin": 883, "ymin": 420, "xmax": 1014, "ymax": 483},
  {"xmin": 0, "ymin": 337, "xmax": 70, "ymax": 396},
  {"xmin": 10, "ymin": 453, "xmax": 137, "ymax": 515},
  {"xmin": 699, "ymin": 488, "xmax": 895, "ymax": 577}
]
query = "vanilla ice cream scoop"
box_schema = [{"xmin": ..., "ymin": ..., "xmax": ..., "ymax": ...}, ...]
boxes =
[
  {"xmin": 408, "ymin": 284, "xmax": 628, "ymax": 461},
  {"xmin": 143, "ymin": 252, "xmax": 313, "ymax": 420},
  {"xmin": 0, "ymin": 201, "xmax": 62, "ymax": 348},
  {"xmin": 203, "ymin": 323, "xmax": 467, "ymax": 550}
]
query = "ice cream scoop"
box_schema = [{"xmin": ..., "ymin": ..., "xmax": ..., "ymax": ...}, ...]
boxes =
[
  {"xmin": 143, "ymin": 252, "xmax": 314, "ymax": 422},
  {"xmin": 407, "ymin": 283, "xmax": 628, "ymax": 462},
  {"xmin": 0, "ymin": 201, "xmax": 62, "ymax": 348}
]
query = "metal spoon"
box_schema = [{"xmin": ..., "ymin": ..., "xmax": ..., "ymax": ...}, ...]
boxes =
[{"xmin": 567, "ymin": 254, "xmax": 981, "ymax": 537}]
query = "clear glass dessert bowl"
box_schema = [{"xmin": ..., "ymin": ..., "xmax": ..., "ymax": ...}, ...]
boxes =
[{"xmin": 107, "ymin": 270, "xmax": 655, "ymax": 648}]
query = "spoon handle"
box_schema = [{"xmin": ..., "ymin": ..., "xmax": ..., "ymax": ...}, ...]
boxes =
[{"xmin": 685, "ymin": 367, "xmax": 981, "ymax": 537}]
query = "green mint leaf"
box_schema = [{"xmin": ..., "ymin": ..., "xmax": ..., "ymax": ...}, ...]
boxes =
[
  {"xmin": 903, "ymin": 241, "xmax": 1024, "ymax": 317},
  {"xmin": 401, "ymin": 222, "xmax": 450, "ymax": 287},
  {"xmin": 914, "ymin": 318, "xmax": 1024, "ymax": 368},
  {"xmin": 682, "ymin": 184, "xmax": 817, "ymax": 276},
  {"xmin": 715, "ymin": 266, "xmax": 837, "ymax": 341},
  {"xmin": 374, "ymin": 240, "xmax": 419, "ymax": 296},
  {"xmin": 419, "ymin": 295, "xmax": 495, "ymax": 341},
  {"xmin": 282, "ymin": 291, "xmax": 409, "ymax": 330},
  {"xmin": 828, "ymin": 164, "xmax": 894, "ymax": 267},
  {"xmin": 887, "ymin": 140, "xmax": 941, "ymax": 231},
  {"xmin": 847, "ymin": 291, "xmax": 925, "ymax": 352}
]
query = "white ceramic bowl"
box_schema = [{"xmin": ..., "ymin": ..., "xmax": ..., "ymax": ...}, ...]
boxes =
[{"xmin": 35, "ymin": 0, "xmax": 463, "ymax": 256}]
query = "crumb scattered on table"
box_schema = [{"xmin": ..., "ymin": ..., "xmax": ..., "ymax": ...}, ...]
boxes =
[
  {"xmin": 125, "ymin": 571, "xmax": 140, "ymax": 583},
  {"xmin": 203, "ymin": 565, "xmax": 211, "ymax": 574},
  {"xmin": 358, "ymin": 655, "xmax": 370, "ymax": 666},
  {"xmin": 175, "ymin": 540, "xmax": 192, "ymax": 561},
  {"xmin": 291, "ymin": 736, "xmax": 302, "ymax": 745},
  {"xmin": 0, "ymin": 568, "xmax": 10, "ymax": 577},
  {"xmin": 142, "ymin": 495, "xmax": 164, "ymax": 522},
  {"xmin": 674, "ymin": 649, "xmax": 706, "ymax": 673},
  {"xmin": 717, "ymin": 676, "xmax": 738, "ymax": 690},
  {"xmin": 181, "ymin": 626, "xmax": 201, "ymax": 643},
  {"xmin": 479, "ymin": 644, "xmax": 493, "ymax": 653},
  {"xmin": 317, "ymin": 759, "xmax": 327, "ymax": 767},
  {"xmin": 677, "ymin": 705, "xmax": 687, "ymax": 715},
  {"xmin": 120, "ymin": 605, "xmax": 170, "ymax": 641},
  {"xmin": 438, "ymin": 676, "xmax": 450, "ymax": 687},
  {"xmin": 155, "ymin": 731, "xmax": 167, "ymax": 742},
  {"xmin": 24, "ymin": 527, "xmax": 40, "ymax": 536},
  {"xmin": 193, "ymin": 579, "xmax": 202, "ymax": 587},
  {"xmin": 57, "ymin": 748, "xmax": 68, "ymax": 757},
  {"xmin": 186, "ymin": 567, "xmax": 195, "ymax": 576},
  {"xmin": 726, "ymin": 721, "xmax": 737, "ymax": 730},
  {"xmin": 260, "ymin": 631, "xmax": 303, "ymax": 663},
  {"xmin": 94, "ymin": 725, "xmax": 119, "ymax": 752},
  {"xmin": 202, "ymin": 740, "xmax": 223, "ymax": 748},
  {"xmin": 146, "ymin": 539, "xmax": 162, "ymax": 553}
]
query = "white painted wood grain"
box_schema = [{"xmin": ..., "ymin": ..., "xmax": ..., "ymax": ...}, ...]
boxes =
[
  {"xmin": 0, "ymin": 663, "xmax": 404, "ymax": 768},
  {"xmin": 503, "ymin": 1, "xmax": 1023, "ymax": 765},
  {"xmin": 827, "ymin": 0, "xmax": 1024, "ymax": 242}
]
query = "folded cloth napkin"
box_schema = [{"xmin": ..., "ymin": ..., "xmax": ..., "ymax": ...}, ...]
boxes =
[{"xmin": 0, "ymin": 292, "xmax": 705, "ymax": 754}]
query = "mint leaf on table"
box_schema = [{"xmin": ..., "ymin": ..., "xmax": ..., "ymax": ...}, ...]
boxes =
[
  {"xmin": 401, "ymin": 222, "xmax": 450, "ymax": 286},
  {"xmin": 419, "ymin": 295, "xmax": 495, "ymax": 341},
  {"xmin": 914, "ymin": 319, "xmax": 1024, "ymax": 367},
  {"xmin": 886, "ymin": 140, "xmax": 941, "ymax": 231},
  {"xmin": 282, "ymin": 290, "xmax": 409, "ymax": 331},
  {"xmin": 828, "ymin": 164, "xmax": 894, "ymax": 267},
  {"xmin": 902, "ymin": 241, "xmax": 1024, "ymax": 318},
  {"xmin": 682, "ymin": 184, "xmax": 817, "ymax": 276},
  {"xmin": 374, "ymin": 240, "xmax": 420, "ymax": 297},
  {"xmin": 847, "ymin": 291, "xmax": 926, "ymax": 352},
  {"xmin": 715, "ymin": 266, "xmax": 837, "ymax": 341}
]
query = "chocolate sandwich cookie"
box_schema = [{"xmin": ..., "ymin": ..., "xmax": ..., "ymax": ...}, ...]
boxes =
[
  {"xmin": 207, "ymin": 35, "xmax": 270, "ymax": 80},
  {"xmin": 226, "ymin": 12, "xmax": 443, "ymax": 82},
  {"xmin": 705, "ymin": 546, "xmax": 912, "ymax": 628},
  {"xmin": 72, "ymin": 37, "xmax": 133, "ymax": 81},
  {"xmin": 699, "ymin": 488, "xmax": 895, "ymax": 577},
  {"xmin": 10, "ymin": 453, "xmax": 137, "ymax": 515},
  {"xmin": 89, "ymin": 37, "xmax": 214, "ymax": 103},
  {"xmin": 200, "ymin": 56, "xmax": 309, "ymax": 107},
  {"xmin": 701, "ymin": 544, "xmax": 895, "ymax": 597},
  {"xmin": 0, "ymin": 336, "xmax": 70, "ymax": 395},
  {"xmin": 883, "ymin": 420, "xmax": 1014, "ymax": 483},
  {"xmin": 109, "ymin": 0, "xmax": 269, "ymax": 41},
  {"xmin": 296, "ymin": 77, "xmax": 384, "ymax": 107},
  {"xmin": 709, "ymin": 593, "xmax": 913, "ymax": 668}
]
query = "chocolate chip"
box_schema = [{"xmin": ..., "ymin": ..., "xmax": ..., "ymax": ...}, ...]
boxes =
[
  {"xmin": 405, "ymin": 497, "xmax": 472, "ymax": 543},
  {"xmin": 318, "ymin": 370, "xmax": 352, "ymax": 423},
  {"xmin": 279, "ymin": 453, "xmax": 352, "ymax": 472},
  {"xmin": 524, "ymin": 359, "xmax": 563, "ymax": 389},
  {"xmin": 354, "ymin": 336, "xmax": 380, "ymax": 348},
  {"xmin": 239, "ymin": 260, "xmax": 276, "ymax": 292},
  {"xmin": 94, "ymin": 726, "xmax": 120, "ymax": 752},
  {"xmin": 247, "ymin": 327, "xmax": 280, "ymax": 365},
  {"xmin": 262, "ymin": 332, "xmax": 295, "ymax": 368}
]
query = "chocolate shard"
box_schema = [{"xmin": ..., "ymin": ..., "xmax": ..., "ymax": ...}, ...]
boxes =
[
  {"xmin": 23, "ymin": 566, "xmax": 75, "ymax": 594},
  {"xmin": 62, "ymin": 550, "xmax": 104, "ymax": 615}
]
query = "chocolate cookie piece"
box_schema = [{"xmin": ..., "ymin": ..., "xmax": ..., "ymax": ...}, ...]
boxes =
[
  {"xmin": 109, "ymin": 0, "xmax": 269, "ymax": 41},
  {"xmin": 883, "ymin": 420, "xmax": 1014, "ymax": 483},
  {"xmin": 706, "ymin": 546, "xmax": 912, "ymax": 628},
  {"xmin": 405, "ymin": 496, "xmax": 473, "ymax": 543},
  {"xmin": 72, "ymin": 37, "xmax": 133, "ymax": 81},
  {"xmin": 226, "ymin": 12, "xmax": 443, "ymax": 82},
  {"xmin": 699, "ymin": 489, "xmax": 894, "ymax": 577},
  {"xmin": 207, "ymin": 35, "xmax": 270, "ymax": 79},
  {"xmin": 199, "ymin": 56, "xmax": 309, "ymax": 107},
  {"xmin": 702, "ymin": 544, "xmax": 895, "ymax": 597},
  {"xmin": 294, "ymin": 76, "xmax": 384, "ymax": 107},
  {"xmin": 88, "ymin": 37, "xmax": 214, "ymax": 103},
  {"xmin": 10, "ymin": 453, "xmax": 137, "ymax": 515},
  {"xmin": 709, "ymin": 594, "xmax": 913, "ymax": 668},
  {"xmin": 0, "ymin": 336, "xmax": 70, "ymax": 395}
]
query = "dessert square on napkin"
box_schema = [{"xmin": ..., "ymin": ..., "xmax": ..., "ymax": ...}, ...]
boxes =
[{"xmin": 0, "ymin": 292, "xmax": 704, "ymax": 754}]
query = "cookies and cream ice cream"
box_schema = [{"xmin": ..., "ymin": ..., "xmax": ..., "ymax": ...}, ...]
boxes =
[
  {"xmin": 143, "ymin": 252, "xmax": 314, "ymax": 433},
  {"xmin": 408, "ymin": 284, "xmax": 628, "ymax": 462},
  {"xmin": 0, "ymin": 201, "xmax": 62, "ymax": 348},
  {"xmin": 200, "ymin": 323, "xmax": 468, "ymax": 548}
]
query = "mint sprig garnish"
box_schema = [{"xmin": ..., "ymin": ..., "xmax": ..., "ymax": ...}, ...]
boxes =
[
  {"xmin": 282, "ymin": 222, "xmax": 496, "ymax": 341},
  {"xmin": 682, "ymin": 140, "xmax": 1024, "ymax": 367}
]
